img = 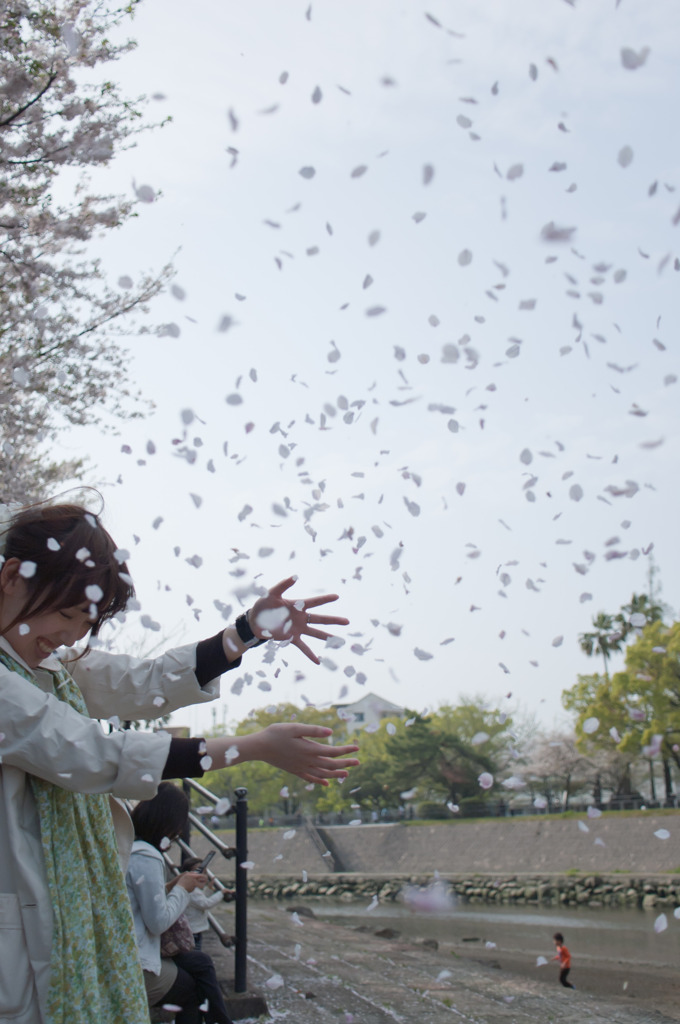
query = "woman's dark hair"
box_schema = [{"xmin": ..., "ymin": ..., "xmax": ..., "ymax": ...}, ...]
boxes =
[
  {"xmin": 553, "ymin": 932, "xmax": 564, "ymax": 943},
  {"xmin": 1, "ymin": 503, "xmax": 134, "ymax": 641},
  {"xmin": 131, "ymin": 782, "xmax": 190, "ymax": 851}
]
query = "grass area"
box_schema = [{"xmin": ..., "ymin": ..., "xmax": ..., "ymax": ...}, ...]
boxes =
[
  {"xmin": 210, "ymin": 806, "xmax": 680, "ymax": 833},
  {"xmin": 400, "ymin": 806, "xmax": 680, "ymax": 827}
]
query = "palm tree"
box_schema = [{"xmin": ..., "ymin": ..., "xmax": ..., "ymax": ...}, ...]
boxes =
[
  {"xmin": 578, "ymin": 612, "xmax": 624, "ymax": 679},
  {"xmin": 616, "ymin": 593, "xmax": 665, "ymax": 638}
]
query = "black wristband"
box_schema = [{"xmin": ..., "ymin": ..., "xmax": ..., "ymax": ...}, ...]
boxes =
[
  {"xmin": 195, "ymin": 631, "xmax": 238, "ymax": 686},
  {"xmin": 235, "ymin": 611, "xmax": 266, "ymax": 648},
  {"xmin": 162, "ymin": 737, "xmax": 206, "ymax": 780}
]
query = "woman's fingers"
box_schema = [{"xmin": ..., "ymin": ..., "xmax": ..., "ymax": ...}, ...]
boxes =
[
  {"xmin": 298, "ymin": 773, "xmax": 330, "ymax": 786},
  {"xmin": 264, "ymin": 583, "xmax": 341, "ymax": 608},
  {"xmin": 292, "ymin": 724, "xmax": 332, "ymax": 738},
  {"xmin": 302, "ymin": 750, "xmax": 360, "ymax": 776},
  {"xmin": 302, "ymin": 626, "xmax": 331, "ymax": 642},
  {"xmin": 306, "ymin": 613, "xmax": 349, "ymax": 626},
  {"xmin": 267, "ymin": 577, "xmax": 297, "ymax": 598},
  {"xmin": 292, "ymin": 636, "xmax": 321, "ymax": 664},
  {"xmin": 314, "ymin": 742, "xmax": 360, "ymax": 758},
  {"xmin": 302, "ymin": 593, "xmax": 341, "ymax": 609},
  {"xmin": 304, "ymin": 767, "xmax": 355, "ymax": 781},
  {"xmin": 310, "ymin": 758, "xmax": 360, "ymax": 773},
  {"xmin": 298, "ymin": 767, "xmax": 356, "ymax": 784}
]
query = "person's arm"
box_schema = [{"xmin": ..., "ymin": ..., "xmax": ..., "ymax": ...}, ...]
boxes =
[
  {"xmin": 0, "ymin": 664, "xmax": 172, "ymax": 799},
  {"xmin": 69, "ymin": 578, "xmax": 355, "ymax": 785},
  {"xmin": 189, "ymin": 887, "xmax": 225, "ymax": 912},
  {"xmin": 68, "ymin": 577, "xmax": 349, "ymax": 721},
  {"xmin": 67, "ymin": 642, "xmax": 223, "ymax": 721},
  {"xmin": 164, "ymin": 572, "xmax": 358, "ymax": 780},
  {"xmin": 127, "ymin": 853, "xmax": 191, "ymax": 935}
]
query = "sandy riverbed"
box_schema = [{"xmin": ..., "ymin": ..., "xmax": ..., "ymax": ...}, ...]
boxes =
[
  {"xmin": 205, "ymin": 902, "xmax": 680, "ymax": 1023},
  {"xmin": 455, "ymin": 940, "xmax": 680, "ymax": 1021}
]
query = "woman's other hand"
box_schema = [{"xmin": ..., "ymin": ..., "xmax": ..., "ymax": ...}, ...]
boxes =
[
  {"xmin": 248, "ymin": 577, "xmax": 349, "ymax": 665},
  {"xmin": 250, "ymin": 722, "xmax": 359, "ymax": 785}
]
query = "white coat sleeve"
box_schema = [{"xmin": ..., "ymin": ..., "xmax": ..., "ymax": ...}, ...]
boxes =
[
  {"xmin": 127, "ymin": 854, "xmax": 190, "ymax": 935},
  {"xmin": 0, "ymin": 664, "xmax": 171, "ymax": 800},
  {"xmin": 65, "ymin": 642, "xmax": 221, "ymax": 722}
]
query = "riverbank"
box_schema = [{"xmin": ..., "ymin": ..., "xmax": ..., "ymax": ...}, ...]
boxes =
[
  {"xmin": 205, "ymin": 900, "xmax": 680, "ymax": 1022},
  {"xmin": 246, "ymin": 871, "xmax": 680, "ymax": 910}
]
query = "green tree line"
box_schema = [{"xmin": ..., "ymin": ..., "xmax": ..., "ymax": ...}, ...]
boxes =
[
  {"xmin": 200, "ymin": 699, "xmax": 522, "ymax": 821},
  {"xmin": 194, "ymin": 588, "xmax": 680, "ymax": 822}
]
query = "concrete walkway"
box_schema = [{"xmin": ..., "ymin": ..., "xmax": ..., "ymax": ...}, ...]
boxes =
[{"xmin": 203, "ymin": 903, "xmax": 677, "ymax": 1024}]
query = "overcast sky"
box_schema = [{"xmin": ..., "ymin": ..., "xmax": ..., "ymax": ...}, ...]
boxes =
[{"xmin": 59, "ymin": 0, "xmax": 680, "ymax": 738}]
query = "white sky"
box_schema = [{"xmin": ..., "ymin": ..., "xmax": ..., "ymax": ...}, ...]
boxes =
[{"xmin": 58, "ymin": 0, "xmax": 680, "ymax": 737}]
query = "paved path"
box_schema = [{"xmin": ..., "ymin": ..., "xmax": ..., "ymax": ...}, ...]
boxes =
[{"xmin": 203, "ymin": 903, "xmax": 677, "ymax": 1024}]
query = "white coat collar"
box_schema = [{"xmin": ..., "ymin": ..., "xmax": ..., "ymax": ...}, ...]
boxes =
[
  {"xmin": 0, "ymin": 634, "xmax": 67, "ymax": 676},
  {"xmin": 131, "ymin": 839, "xmax": 164, "ymax": 860}
]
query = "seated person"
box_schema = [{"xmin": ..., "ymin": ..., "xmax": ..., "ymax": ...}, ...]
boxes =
[
  {"xmin": 180, "ymin": 857, "xmax": 231, "ymax": 951},
  {"xmin": 126, "ymin": 783, "xmax": 232, "ymax": 1024}
]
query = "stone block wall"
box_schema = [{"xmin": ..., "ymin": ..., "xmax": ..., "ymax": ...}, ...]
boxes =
[{"xmin": 203, "ymin": 814, "xmax": 680, "ymax": 878}]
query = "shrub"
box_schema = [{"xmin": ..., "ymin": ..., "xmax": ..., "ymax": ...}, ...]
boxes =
[{"xmin": 417, "ymin": 801, "xmax": 450, "ymax": 820}]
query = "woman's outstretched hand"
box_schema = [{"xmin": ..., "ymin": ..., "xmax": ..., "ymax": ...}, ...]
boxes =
[
  {"xmin": 208, "ymin": 722, "xmax": 359, "ymax": 786},
  {"xmin": 255, "ymin": 723, "xmax": 359, "ymax": 785},
  {"xmin": 248, "ymin": 577, "xmax": 349, "ymax": 665}
]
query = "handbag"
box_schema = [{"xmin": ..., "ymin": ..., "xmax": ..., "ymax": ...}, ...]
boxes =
[{"xmin": 160, "ymin": 913, "xmax": 195, "ymax": 956}]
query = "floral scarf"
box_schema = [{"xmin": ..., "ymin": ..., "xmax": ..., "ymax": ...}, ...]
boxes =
[{"xmin": 0, "ymin": 648, "xmax": 150, "ymax": 1024}]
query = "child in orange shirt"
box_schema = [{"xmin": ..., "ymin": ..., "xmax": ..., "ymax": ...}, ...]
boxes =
[{"xmin": 552, "ymin": 932, "xmax": 575, "ymax": 988}]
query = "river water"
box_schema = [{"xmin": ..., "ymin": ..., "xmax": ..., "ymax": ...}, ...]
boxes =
[{"xmin": 302, "ymin": 895, "xmax": 680, "ymax": 971}]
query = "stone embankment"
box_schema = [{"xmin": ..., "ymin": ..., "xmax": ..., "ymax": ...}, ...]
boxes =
[
  {"xmin": 193, "ymin": 813, "xmax": 680, "ymax": 912},
  {"xmin": 210, "ymin": 812, "xmax": 680, "ymax": 877},
  {"xmin": 246, "ymin": 872, "xmax": 680, "ymax": 909}
]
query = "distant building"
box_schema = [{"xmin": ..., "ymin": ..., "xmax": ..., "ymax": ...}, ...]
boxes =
[{"xmin": 333, "ymin": 692, "xmax": 405, "ymax": 734}]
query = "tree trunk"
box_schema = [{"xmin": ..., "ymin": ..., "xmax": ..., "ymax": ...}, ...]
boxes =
[
  {"xmin": 663, "ymin": 758, "xmax": 674, "ymax": 803},
  {"xmin": 592, "ymin": 773, "xmax": 602, "ymax": 808},
  {"xmin": 615, "ymin": 763, "xmax": 633, "ymax": 796},
  {"xmin": 648, "ymin": 759, "xmax": 657, "ymax": 802}
]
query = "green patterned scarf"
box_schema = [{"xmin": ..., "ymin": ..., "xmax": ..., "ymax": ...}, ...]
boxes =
[{"xmin": 0, "ymin": 649, "xmax": 150, "ymax": 1024}]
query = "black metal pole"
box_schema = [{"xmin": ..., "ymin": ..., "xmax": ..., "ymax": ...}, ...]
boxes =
[
  {"xmin": 181, "ymin": 779, "xmax": 192, "ymax": 867},
  {"xmin": 234, "ymin": 786, "xmax": 248, "ymax": 993}
]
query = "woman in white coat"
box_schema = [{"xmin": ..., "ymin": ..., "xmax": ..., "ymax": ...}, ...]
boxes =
[{"xmin": 0, "ymin": 501, "xmax": 359, "ymax": 1024}]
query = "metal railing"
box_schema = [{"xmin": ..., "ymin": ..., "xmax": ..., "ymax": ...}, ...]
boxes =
[{"xmin": 179, "ymin": 780, "xmax": 249, "ymax": 993}]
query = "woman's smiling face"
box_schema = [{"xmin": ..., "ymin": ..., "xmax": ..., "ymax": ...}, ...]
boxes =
[{"xmin": 0, "ymin": 559, "xmax": 93, "ymax": 667}]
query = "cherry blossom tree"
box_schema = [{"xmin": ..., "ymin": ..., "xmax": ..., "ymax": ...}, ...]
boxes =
[
  {"xmin": 0, "ymin": 0, "xmax": 171, "ymax": 502},
  {"xmin": 523, "ymin": 731, "xmax": 590, "ymax": 812}
]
